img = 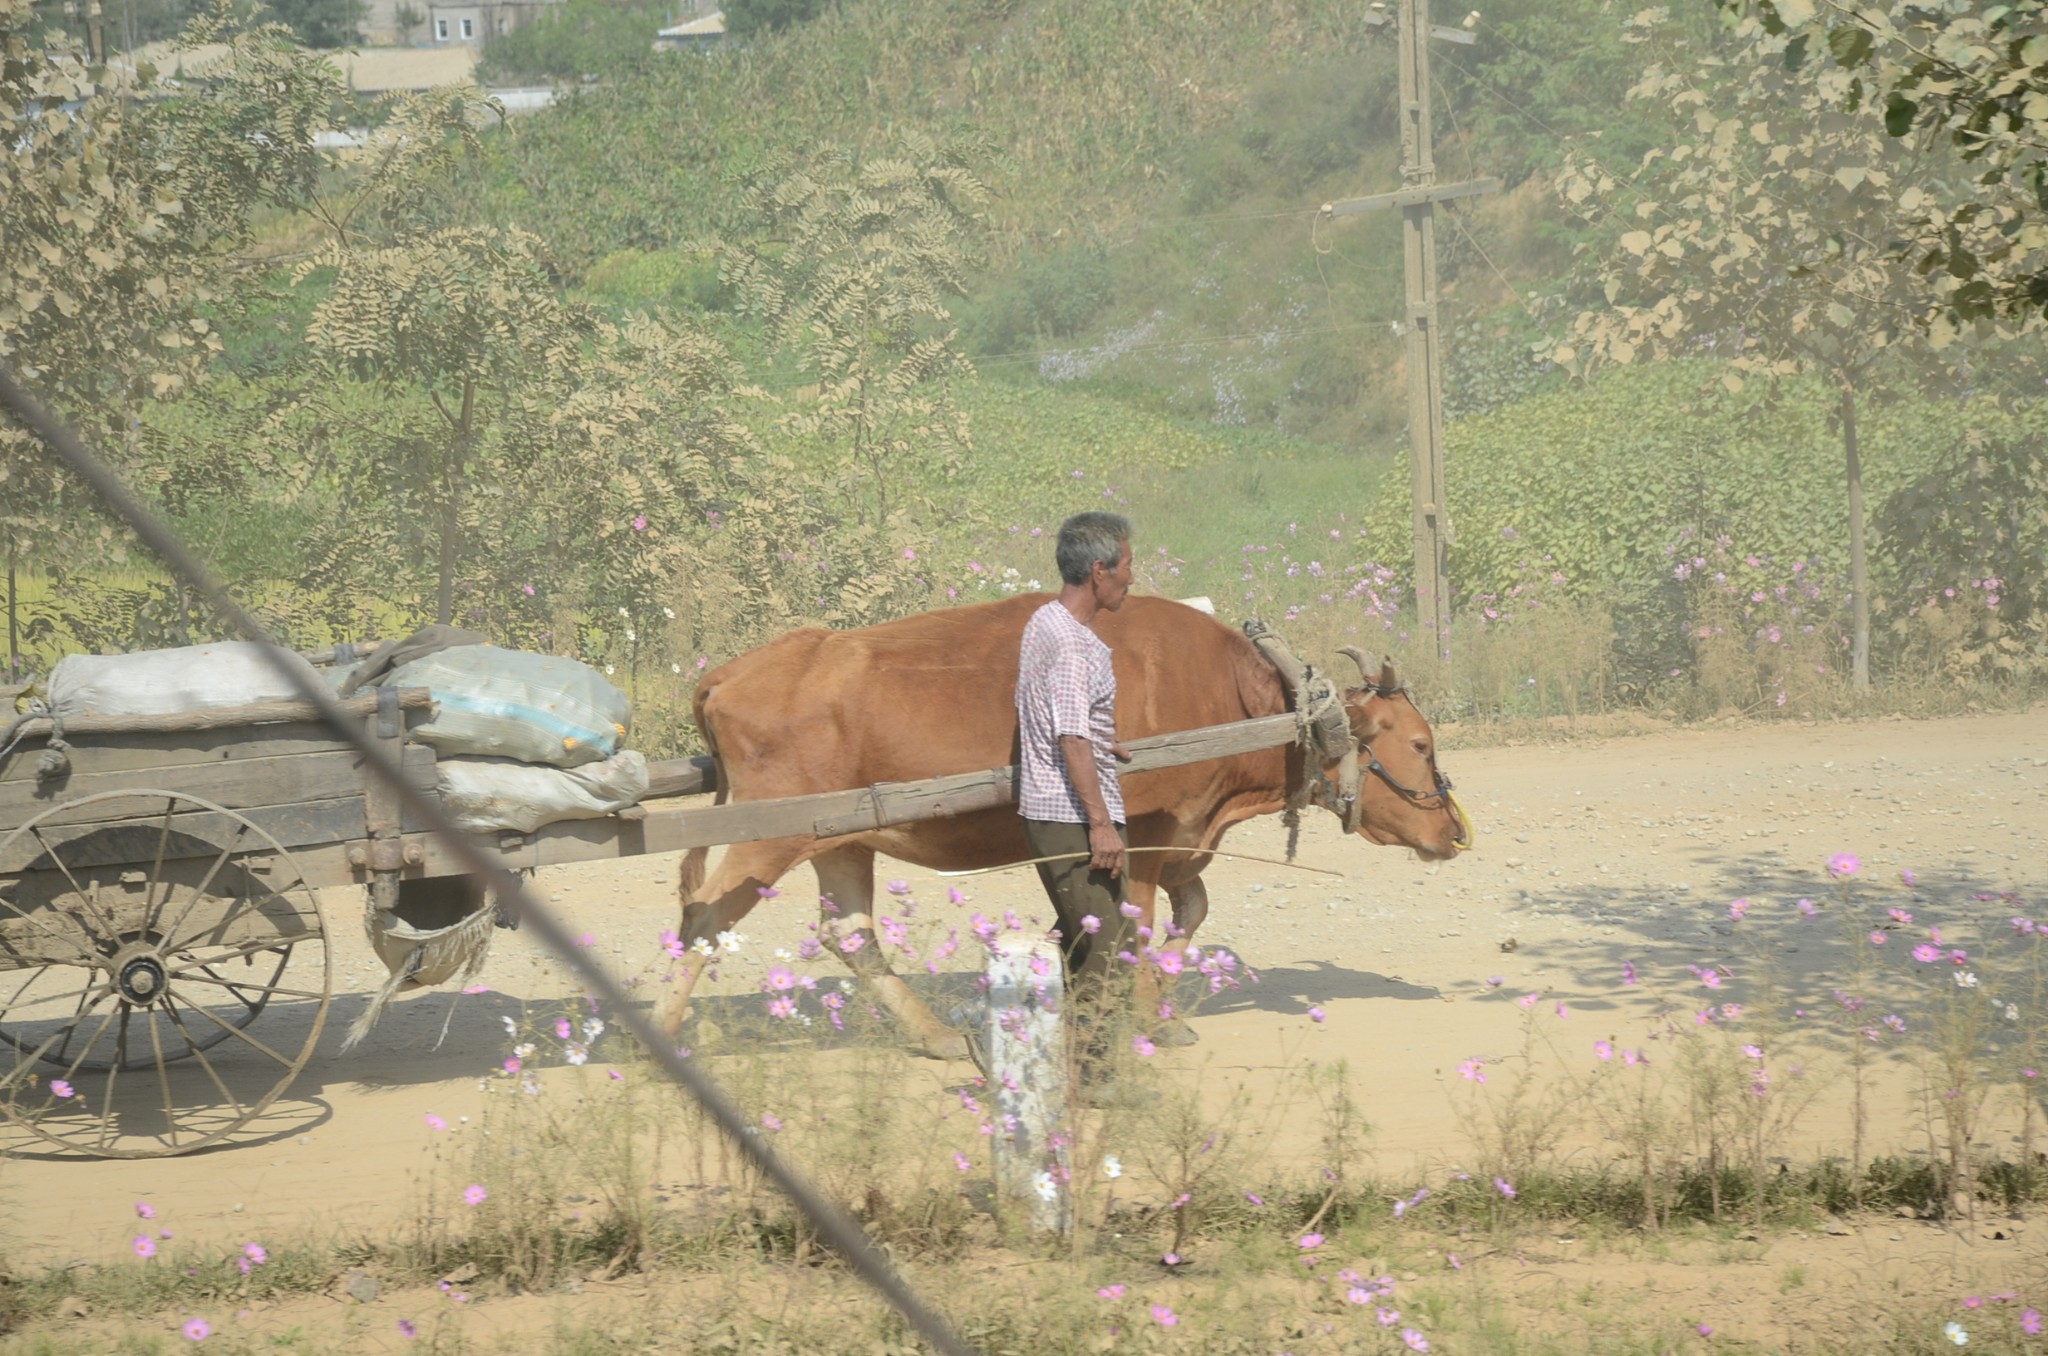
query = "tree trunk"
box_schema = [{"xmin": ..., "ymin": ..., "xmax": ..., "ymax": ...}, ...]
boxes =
[
  {"xmin": 6, "ymin": 546, "xmax": 18, "ymax": 682},
  {"xmin": 1841, "ymin": 382, "xmax": 1870, "ymax": 692},
  {"xmin": 437, "ymin": 378, "xmax": 475, "ymax": 627}
]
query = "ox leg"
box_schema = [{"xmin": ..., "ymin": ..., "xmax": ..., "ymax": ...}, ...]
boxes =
[
  {"xmin": 655, "ymin": 840, "xmax": 803, "ymax": 1041},
  {"xmin": 814, "ymin": 847, "xmax": 972, "ymax": 1063},
  {"xmin": 1148, "ymin": 873, "xmax": 1210, "ymax": 1048}
]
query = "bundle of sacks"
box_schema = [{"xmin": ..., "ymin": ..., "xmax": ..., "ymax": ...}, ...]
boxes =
[{"xmin": 47, "ymin": 630, "xmax": 647, "ymax": 835}]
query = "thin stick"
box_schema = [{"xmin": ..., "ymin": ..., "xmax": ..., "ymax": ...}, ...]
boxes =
[{"xmin": 937, "ymin": 846, "xmax": 1345, "ymax": 880}]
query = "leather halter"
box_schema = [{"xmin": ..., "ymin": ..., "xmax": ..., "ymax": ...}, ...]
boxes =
[{"xmin": 1315, "ymin": 680, "xmax": 1470, "ymax": 847}]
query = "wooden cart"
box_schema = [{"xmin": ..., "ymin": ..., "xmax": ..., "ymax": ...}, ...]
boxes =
[{"xmin": 0, "ymin": 673, "xmax": 1297, "ymax": 1159}]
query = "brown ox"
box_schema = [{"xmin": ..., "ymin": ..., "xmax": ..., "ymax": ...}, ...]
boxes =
[{"xmin": 655, "ymin": 594, "xmax": 1465, "ymax": 1058}]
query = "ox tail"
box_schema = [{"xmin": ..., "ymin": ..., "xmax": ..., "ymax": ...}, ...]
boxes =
[{"xmin": 679, "ymin": 683, "xmax": 728, "ymax": 906}]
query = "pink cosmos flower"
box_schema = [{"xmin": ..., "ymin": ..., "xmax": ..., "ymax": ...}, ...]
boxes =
[
  {"xmin": 184, "ymin": 1318, "xmax": 210, "ymax": 1341},
  {"xmin": 1517, "ymin": 993, "xmax": 1539, "ymax": 1009},
  {"xmin": 1379, "ymin": 1309, "xmax": 1401, "ymax": 1327},
  {"xmin": 1827, "ymin": 852, "xmax": 1861, "ymax": 879},
  {"xmin": 1797, "ymin": 898, "xmax": 1818, "ymax": 917},
  {"xmin": 1080, "ymin": 915, "xmax": 1101, "ymax": 934},
  {"xmin": 631, "ymin": 514, "xmax": 647, "ymax": 532},
  {"xmin": 555, "ymin": 1018, "xmax": 572, "ymax": 1040},
  {"xmin": 1118, "ymin": 901, "xmax": 1142, "ymax": 919},
  {"xmin": 2023, "ymin": 1309, "xmax": 2042, "ymax": 1335},
  {"xmin": 135, "ymin": 1202, "xmax": 156, "ymax": 1220},
  {"xmin": 1299, "ymin": 1233, "xmax": 1324, "ymax": 1249},
  {"xmin": 954, "ymin": 1152, "xmax": 971, "ymax": 1172},
  {"xmin": 761, "ymin": 1113, "xmax": 782, "ymax": 1131},
  {"xmin": 764, "ymin": 966, "xmax": 796, "ymax": 991},
  {"xmin": 1495, "ymin": 1177, "xmax": 1516, "ymax": 1199},
  {"xmin": 1621, "ymin": 961, "xmax": 1637, "ymax": 986},
  {"xmin": 1913, "ymin": 944, "xmax": 1941, "ymax": 963},
  {"xmin": 1403, "ymin": 1328, "xmax": 1430, "ymax": 1351},
  {"xmin": 1869, "ymin": 932, "xmax": 1887, "ymax": 946},
  {"xmin": 133, "ymin": 1236, "xmax": 156, "ymax": 1258},
  {"xmin": 1308, "ymin": 1006, "xmax": 1326, "ymax": 1024},
  {"xmin": 1555, "ymin": 1001, "xmax": 1570, "ymax": 1019},
  {"xmin": 1150, "ymin": 1304, "xmax": 1178, "ymax": 1328},
  {"xmin": 243, "ymin": 1243, "xmax": 266, "ymax": 1265},
  {"xmin": 1700, "ymin": 970, "xmax": 1723, "ymax": 990},
  {"xmin": 1097, "ymin": 1285, "xmax": 1125, "ymax": 1300},
  {"xmin": 399, "ymin": 1319, "xmax": 418, "ymax": 1338},
  {"xmin": 464, "ymin": 1185, "xmax": 488, "ymax": 1206},
  {"xmin": 767, "ymin": 996, "xmax": 797, "ymax": 1019},
  {"xmin": 1131, "ymin": 1034, "xmax": 1156, "ymax": 1057},
  {"xmin": 1457, "ymin": 1059, "xmax": 1486, "ymax": 1083},
  {"xmin": 1594, "ymin": 1040, "xmax": 1613, "ymax": 1061},
  {"xmin": 1727, "ymin": 898, "xmax": 1749, "ymax": 921},
  {"xmin": 49, "ymin": 1079, "xmax": 74, "ymax": 1099}
]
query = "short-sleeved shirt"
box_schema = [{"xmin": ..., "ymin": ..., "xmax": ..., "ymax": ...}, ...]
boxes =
[{"xmin": 1016, "ymin": 600, "xmax": 1124, "ymax": 824}]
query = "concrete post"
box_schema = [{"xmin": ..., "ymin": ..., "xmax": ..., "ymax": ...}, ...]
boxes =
[{"xmin": 985, "ymin": 933, "xmax": 1070, "ymax": 1237}]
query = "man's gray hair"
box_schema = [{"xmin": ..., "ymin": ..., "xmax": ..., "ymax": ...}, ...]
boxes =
[{"xmin": 1055, "ymin": 511, "xmax": 1132, "ymax": 586}]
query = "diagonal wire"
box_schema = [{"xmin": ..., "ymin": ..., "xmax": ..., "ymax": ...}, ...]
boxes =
[{"xmin": 0, "ymin": 364, "xmax": 981, "ymax": 1356}]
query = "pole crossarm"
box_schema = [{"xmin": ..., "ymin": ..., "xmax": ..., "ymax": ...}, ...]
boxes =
[
  {"xmin": 1323, "ymin": 177, "xmax": 1501, "ymax": 218},
  {"xmin": 1362, "ymin": 8, "xmax": 1477, "ymax": 43}
]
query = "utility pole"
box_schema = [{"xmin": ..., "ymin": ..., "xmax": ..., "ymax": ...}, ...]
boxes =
[{"xmin": 1322, "ymin": 0, "xmax": 1496, "ymax": 665}]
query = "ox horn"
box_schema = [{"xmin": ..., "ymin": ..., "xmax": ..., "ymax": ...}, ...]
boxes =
[{"xmin": 1335, "ymin": 646, "xmax": 1372, "ymax": 684}]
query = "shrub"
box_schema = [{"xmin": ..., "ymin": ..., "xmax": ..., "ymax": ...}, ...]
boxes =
[{"xmin": 476, "ymin": 0, "xmax": 670, "ymax": 86}]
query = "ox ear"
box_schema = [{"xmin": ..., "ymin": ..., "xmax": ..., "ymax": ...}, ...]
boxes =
[{"xmin": 1346, "ymin": 687, "xmax": 1391, "ymax": 741}]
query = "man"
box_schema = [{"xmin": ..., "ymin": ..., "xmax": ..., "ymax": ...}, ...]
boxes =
[{"xmin": 1015, "ymin": 511, "xmax": 1135, "ymax": 984}]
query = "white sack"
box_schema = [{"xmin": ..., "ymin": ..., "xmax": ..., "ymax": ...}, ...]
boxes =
[
  {"xmin": 434, "ymin": 750, "xmax": 649, "ymax": 834},
  {"xmin": 388, "ymin": 645, "xmax": 629, "ymax": 768},
  {"xmin": 48, "ymin": 641, "xmax": 325, "ymax": 720}
]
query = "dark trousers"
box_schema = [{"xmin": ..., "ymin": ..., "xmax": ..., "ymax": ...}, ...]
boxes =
[{"xmin": 1023, "ymin": 818, "xmax": 1131, "ymax": 1025}]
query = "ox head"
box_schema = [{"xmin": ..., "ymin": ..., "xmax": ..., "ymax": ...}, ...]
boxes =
[{"xmin": 1316, "ymin": 647, "xmax": 1469, "ymax": 861}]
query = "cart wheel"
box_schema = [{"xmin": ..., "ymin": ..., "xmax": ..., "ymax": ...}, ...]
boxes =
[{"xmin": 0, "ymin": 790, "xmax": 331, "ymax": 1157}]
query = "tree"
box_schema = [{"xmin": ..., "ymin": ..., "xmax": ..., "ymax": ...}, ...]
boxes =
[
  {"xmin": 720, "ymin": 131, "xmax": 988, "ymax": 530},
  {"xmin": 1716, "ymin": 1, "xmax": 2048, "ymax": 327},
  {"xmin": 721, "ymin": 0, "xmax": 826, "ymax": 41},
  {"xmin": 263, "ymin": 0, "xmax": 364, "ymax": 48},
  {"xmin": 0, "ymin": 0, "xmax": 346, "ymax": 674},
  {"xmin": 1556, "ymin": 13, "xmax": 2027, "ymax": 691}
]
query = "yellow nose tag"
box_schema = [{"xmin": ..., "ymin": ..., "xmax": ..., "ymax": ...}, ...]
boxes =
[{"xmin": 1448, "ymin": 789, "xmax": 1476, "ymax": 850}]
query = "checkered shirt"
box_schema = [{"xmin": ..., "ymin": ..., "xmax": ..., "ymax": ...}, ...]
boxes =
[{"xmin": 1015, "ymin": 599, "xmax": 1123, "ymax": 824}]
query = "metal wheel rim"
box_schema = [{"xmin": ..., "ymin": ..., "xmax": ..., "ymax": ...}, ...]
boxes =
[{"xmin": 0, "ymin": 789, "xmax": 332, "ymax": 1157}]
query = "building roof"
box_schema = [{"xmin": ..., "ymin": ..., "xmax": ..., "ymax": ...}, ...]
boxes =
[{"xmin": 656, "ymin": 10, "xmax": 725, "ymax": 38}]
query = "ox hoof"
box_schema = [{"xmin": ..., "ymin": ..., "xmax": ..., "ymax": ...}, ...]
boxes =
[
  {"xmin": 1150, "ymin": 1018, "xmax": 1200, "ymax": 1048},
  {"xmin": 916, "ymin": 1031, "xmax": 977, "ymax": 1064}
]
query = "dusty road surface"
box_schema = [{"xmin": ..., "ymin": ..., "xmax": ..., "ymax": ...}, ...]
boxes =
[{"xmin": 5, "ymin": 708, "xmax": 2045, "ymax": 1348}]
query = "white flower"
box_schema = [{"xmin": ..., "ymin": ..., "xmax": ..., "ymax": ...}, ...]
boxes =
[
  {"xmin": 661, "ymin": 606, "xmax": 674, "ymax": 619},
  {"xmin": 690, "ymin": 938, "xmax": 716, "ymax": 957},
  {"xmin": 582, "ymin": 1018, "xmax": 605, "ymax": 1041},
  {"xmin": 618, "ymin": 606, "xmax": 629, "ymax": 618},
  {"xmin": 500, "ymin": 1016, "xmax": 517, "ymax": 1035},
  {"xmin": 2006, "ymin": 1003, "xmax": 2020, "ymax": 1021},
  {"xmin": 1955, "ymin": 971, "xmax": 1980, "ymax": 989},
  {"xmin": 513, "ymin": 1043, "xmax": 535, "ymax": 1059},
  {"xmin": 625, "ymin": 628, "xmax": 636, "ymax": 642},
  {"xmin": 717, "ymin": 930, "xmax": 745, "ymax": 954},
  {"xmin": 774, "ymin": 948, "xmax": 794, "ymax": 962},
  {"xmin": 671, "ymin": 662, "xmax": 682, "ymax": 674},
  {"xmin": 1103, "ymin": 1155, "xmax": 1122, "ymax": 1180},
  {"xmin": 605, "ymin": 664, "xmax": 616, "ymax": 676},
  {"xmin": 1033, "ymin": 1171, "xmax": 1058, "ymax": 1202},
  {"xmin": 1026, "ymin": 579, "xmax": 1041, "ymax": 589},
  {"xmin": 1946, "ymin": 1321, "xmax": 1969, "ymax": 1345},
  {"xmin": 521, "ymin": 1077, "xmax": 541, "ymax": 1097},
  {"xmin": 563, "ymin": 1043, "xmax": 588, "ymax": 1066}
]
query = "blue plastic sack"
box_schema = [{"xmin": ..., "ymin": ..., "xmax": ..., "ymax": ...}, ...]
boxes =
[{"xmin": 388, "ymin": 646, "xmax": 629, "ymax": 768}]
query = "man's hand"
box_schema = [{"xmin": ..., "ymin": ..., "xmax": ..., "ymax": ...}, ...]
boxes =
[
  {"xmin": 1087, "ymin": 819, "xmax": 1126, "ymax": 879},
  {"xmin": 1110, "ymin": 741, "xmax": 1133, "ymax": 762}
]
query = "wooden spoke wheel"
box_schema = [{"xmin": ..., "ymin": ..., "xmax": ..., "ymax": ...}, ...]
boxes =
[{"xmin": 0, "ymin": 790, "xmax": 331, "ymax": 1157}]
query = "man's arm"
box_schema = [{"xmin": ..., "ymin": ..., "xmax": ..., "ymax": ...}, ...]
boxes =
[{"xmin": 1058, "ymin": 733, "xmax": 1126, "ymax": 879}]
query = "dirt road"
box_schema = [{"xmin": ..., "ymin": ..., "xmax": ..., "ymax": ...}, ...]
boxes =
[{"xmin": 8, "ymin": 709, "xmax": 2045, "ymax": 1277}]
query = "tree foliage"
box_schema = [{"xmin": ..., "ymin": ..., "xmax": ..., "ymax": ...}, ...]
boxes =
[
  {"xmin": 1554, "ymin": 11, "xmax": 2034, "ymax": 689},
  {"xmin": 722, "ymin": 0, "xmax": 827, "ymax": 41},
  {"xmin": 0, "ymin": 0, "xmax": 345, "ymax": 669},
  {"xmin": 720, "ymin": 131, "xmax": 989, "ymax": 528},
  {"xmin": 475, "ymin": 0, "xmax": 665, "ymax": 87},
  {"xmin": 1717, "ymin": 0, "xmax": 2048, "ymax": 326}
]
